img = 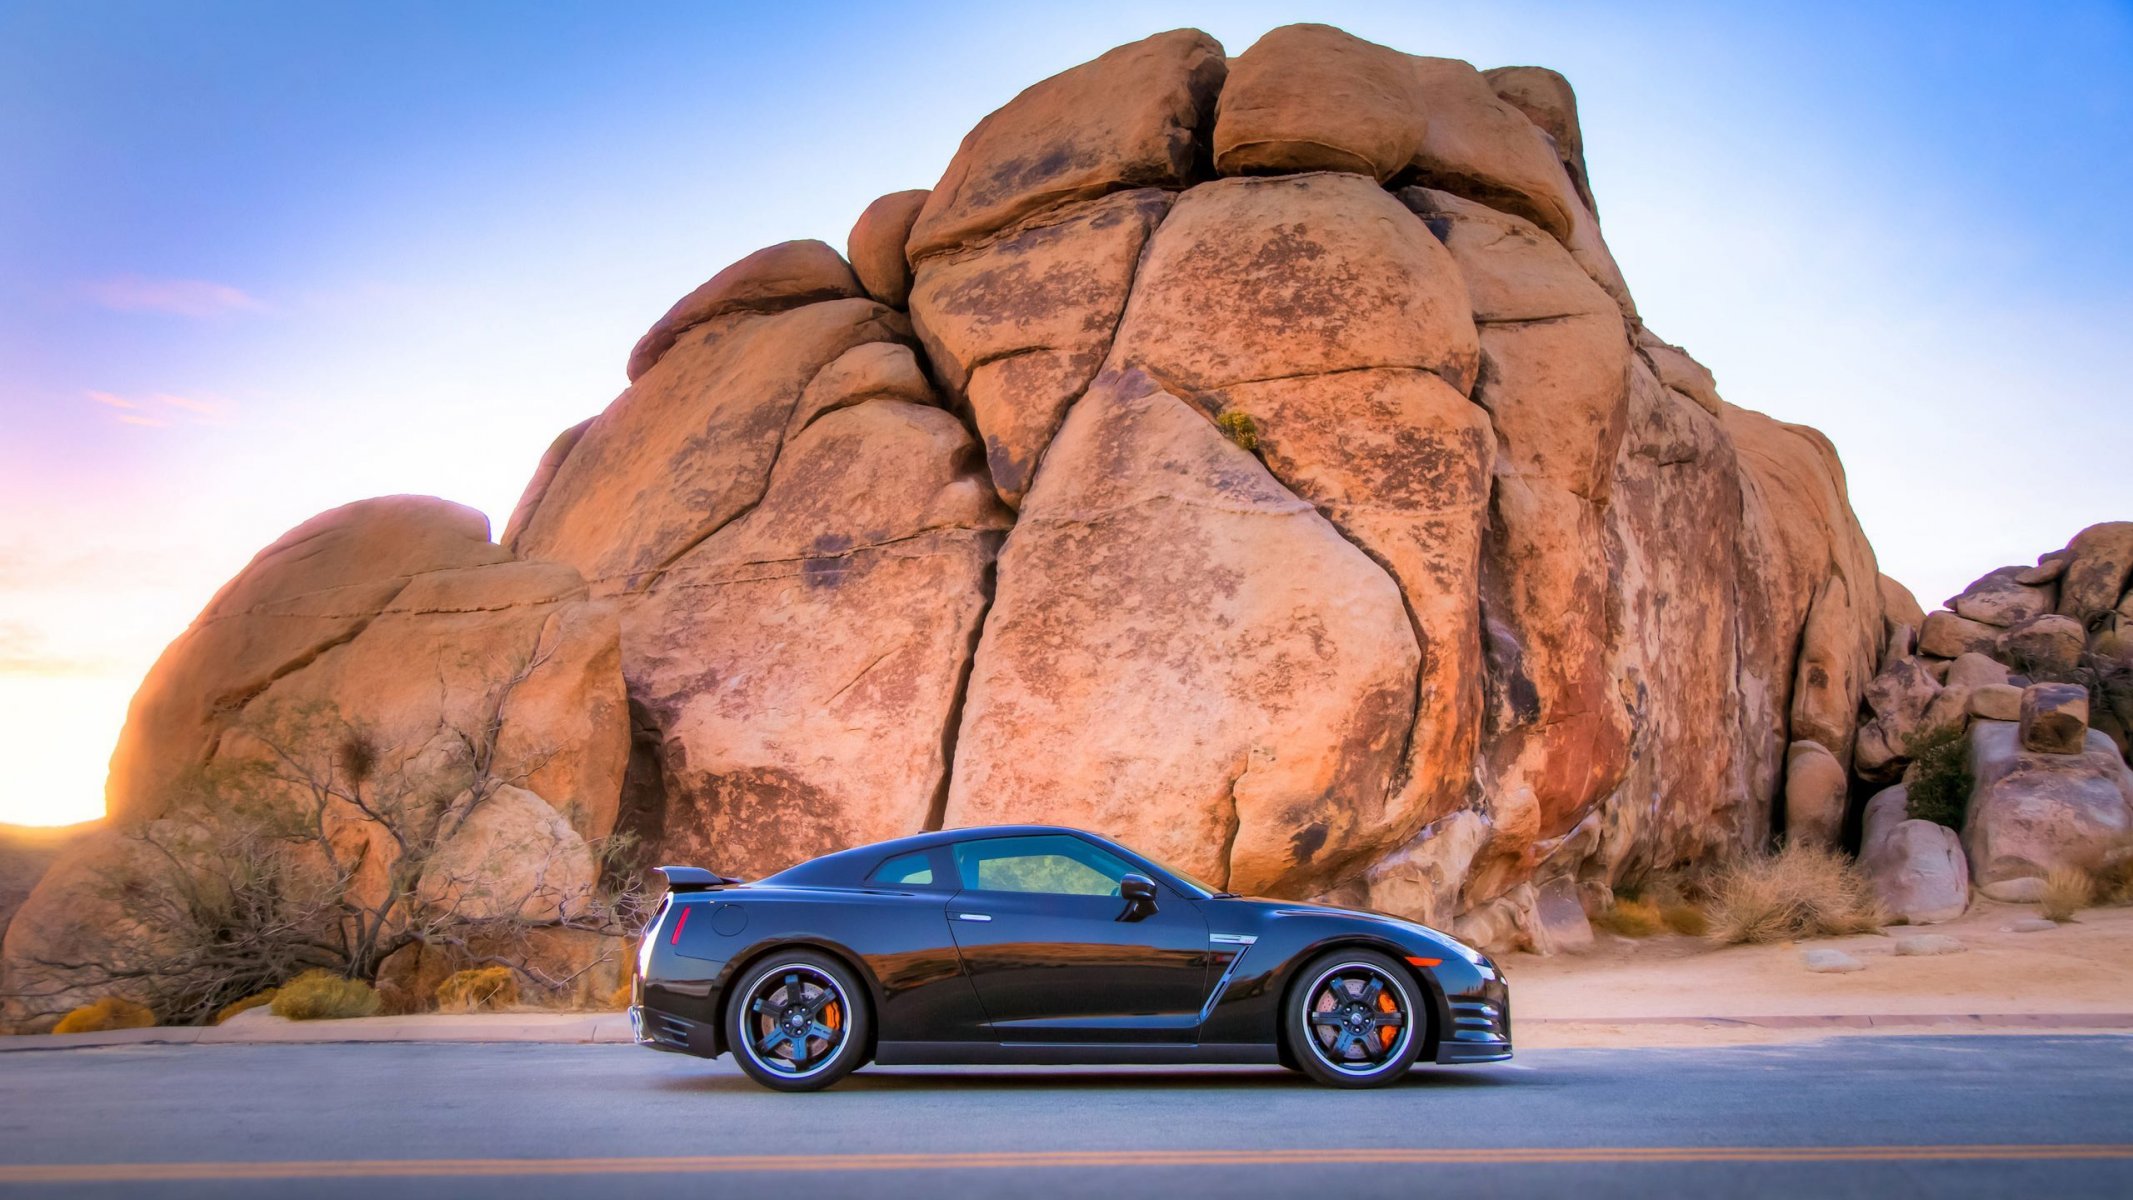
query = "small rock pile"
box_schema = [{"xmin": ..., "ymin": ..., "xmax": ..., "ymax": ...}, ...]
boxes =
[{"xmin": 1851, "ymin": 523, "xmax": 2133, "ymax": 922}]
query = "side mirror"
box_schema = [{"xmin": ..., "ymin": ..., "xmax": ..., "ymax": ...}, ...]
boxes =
[{"xmin": 1118, "ymin": 873, "xmax": 1158, "ymax": 921}]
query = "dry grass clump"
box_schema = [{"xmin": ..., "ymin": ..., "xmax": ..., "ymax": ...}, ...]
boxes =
[
  {"xmin": 1592, "ymin": 897, "xmax": 1664, "ymax": 937},
  {"xmin": 2040, "ymin": 867, "xmax": 2095, "ymax": 923},
  {"xmin": 434, "ymin": 967, "xmax": 519, "ymax": 1012},
  {"xmin": 213, "ymin": 989, "xmax": 279, "ymax": 1024},
  {"xmin": 2097, "ymin": 860, "xmax": 2133, "ymax": 907},
  {"xmin": 270, "ymin": 969, "xmax": 381, "ymax": 1021},
  {"xmin": 51, "ymin": 996, "xmax": 155, "ymax": 1035},
  {"xmin": 1661, "ymin": 903, "xmax": 1710, "ymax": 937},
  {"xmin": 1707, "ymin": 843, "xmax": 1883, "ymax": 945}
]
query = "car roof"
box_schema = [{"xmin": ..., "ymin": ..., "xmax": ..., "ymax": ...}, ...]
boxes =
[{"xmin": 758, "ymin": 825, "xmax": 1139, "ymax": 888}]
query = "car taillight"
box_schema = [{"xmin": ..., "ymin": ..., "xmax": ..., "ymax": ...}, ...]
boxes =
[{"xmin": 668, "ymin": 904, "xmax": 692, "ymax": 946}]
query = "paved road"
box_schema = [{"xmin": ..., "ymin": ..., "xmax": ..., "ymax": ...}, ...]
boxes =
[{"xmin": 1, "ymin": 1035, "xmax": 2129, "ymax": 1198}]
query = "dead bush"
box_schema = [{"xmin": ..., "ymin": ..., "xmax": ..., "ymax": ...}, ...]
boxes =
[
  {"xmin": 1707, "ymin": 843, "xmax": 1883, "ymax": 945},
  {"xmin": 2040, "ymin": 867, "xmax": 2095, "ymax": 923},
  {"xmin": 1592, "ymin": 897, "xmax": 1664, "ymax": 937},
  {"xmin": 434, "ymin": 967, "xmax": 519, "ymax": 1012},
  {"xmin": 212, "ymin": 989, "xmax": 278, "ymax": 1024},
  {"xmin": 271, "ymin": 969, "xmax": 380, "ymax": 1021},
  {"xmin": 51, "ymin": 997, "xmax": 155, "ymax": 1035}
]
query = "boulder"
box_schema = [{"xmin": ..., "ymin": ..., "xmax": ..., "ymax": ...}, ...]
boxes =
[
  {"xmin": 943, "ymin": 373, "xmax": 1420, "ymax": 896},
  {"xmin": 846, "ymin": 189, "xmax": 929, "ymax": 308},
  {"xmin": 625, "ymin": 240, "xmax": 863, "ymax": 382},
  {"xmin": 1999, "ymin": 614, "xmax": 2086, "ymax": 678},
  {"xmin": 1802, "ymin": 949, "xmax": 1864, "ymax": 973},
  {"xmin": 1854, "ymin": 656, "xmax": 1944, "ymax": 779},
  {"xmin": 501, "ymin": 417, "xmax": 593, "ymax": 549},
  {"xmin": 414, "ymin": 785, "xmax": 597, "ymax": 923},
  {"xmin": 1946, "ymin": 652, "xmax": 2011, "ymax": 690},
  {"xmin": 1528, "ymin": 876, "xmax": 1595, "ymax": 955},
  {"xmin": 1950, "ymin": 566, "xmax": 2052, "ymax": 628},
  {"xmin": 1880, "ymin": 573, "xmax": 1928, "ymax": 631},
  {"xmin": 1635, "ymin": 329, "xmax": 1722, "ymax": 416},
  {"xmin": 1482, "ymin": 65, "xmax": 1595, "ymax": 214},
  {"xmin": 2021, "ymin": 682, "xmax": 2091, "ymax": 754},
  {"xmin": 1355, "ymin": 811, "xmax": 1490, "ymax": 929},
  {"xmin": 627, "ymin": 399, "xmax": 1008, "ymax": 878},
  {"xmin": 515, "ymin": 298, "xmax": 909, "ymax": 583},
  {"xmin": 1213, "ymin": 24, "xmax": 1425, "ymax": 180},
  {"xmin": 1863, "ymin": 818, "xmax": 1969, "ymax": 925},
  {"xmin": 2017, "ymin": 550, "xmax": 2071, "ymax": 587},
  {"xmin": 1405, "ymin": 56, "xmax": 1631, "ymax": 314},
  {"xmin": 907, "ymin": 28, "xmax": 1225, "ymax": 261},
  {"xmin": 1783, "ymin": 740, "xmax": 1848, "ymax": 849},
  {"xmin": 1919, "ymin": 610, "xmax": 2000, "ymax": 659},
  {"xmin": 1970, "ymin": 683, "xmax": 2025, "ymax": 722},
  {"xmin": 1963, "ymin": 720, "xmax": 2133, "ymax": 889},
  {"xmin": 0, "ymin": 823, "xmax": 94, "ymax": 967},
  {"xmin": 2057, "ymin": 521, "xmax": 2133, "ymax": 624},
  {"xmin": 909, "ymin": 189, "xmax": 1171, "ymax": 506}
]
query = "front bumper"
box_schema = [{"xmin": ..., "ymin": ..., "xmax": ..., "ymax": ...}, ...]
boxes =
[{"xmin": 1434, "ymin": 976, "xmax": 1512, "ymax": 1063}]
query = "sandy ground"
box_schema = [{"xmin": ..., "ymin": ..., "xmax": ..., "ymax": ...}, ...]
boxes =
[{"xmin": 1512, "ymin": 897, "xmax": 2133, "ymax": 1047}]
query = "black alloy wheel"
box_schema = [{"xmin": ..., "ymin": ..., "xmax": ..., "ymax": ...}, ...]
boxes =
[
  {"xmin": 1285, "ymin": 949, "xmax": 1425, "ymax": 1088},
  {"xmin": 725, "ymin": 950, "xmax": 871, "ymax": 1091}
]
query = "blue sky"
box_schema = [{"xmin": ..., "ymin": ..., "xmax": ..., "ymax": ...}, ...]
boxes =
[{"xmin": 2, "ymin": 0, "xmax": 2129, "ymax": 824}]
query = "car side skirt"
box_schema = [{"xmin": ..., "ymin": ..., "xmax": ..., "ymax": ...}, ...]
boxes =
[{"xmin": 873, "ymin": 1040, "xmax": 1283, "ymax": 1066}]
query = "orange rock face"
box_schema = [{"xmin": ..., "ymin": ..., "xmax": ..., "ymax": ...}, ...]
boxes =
[{"xmin": 29, "ymin": 24, "xmax": 1910, "ymax": 975}]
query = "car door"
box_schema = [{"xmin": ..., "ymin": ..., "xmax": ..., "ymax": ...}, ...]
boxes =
[{"xmin": 944, "ymin": 833, "xmax": 1211, "ymax": 1044}]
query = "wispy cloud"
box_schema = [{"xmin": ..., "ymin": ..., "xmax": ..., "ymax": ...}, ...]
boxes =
[
  {"xmin": 76, "ymin": 275, "xmax": 266, "ymax": 318},
  {"xmin": 0, "ymin": 622, "xmax": 118, "ymax": 678},
  {"xmin": 82, "ymin": 390, "xmax": 235, "ymax": 428}
]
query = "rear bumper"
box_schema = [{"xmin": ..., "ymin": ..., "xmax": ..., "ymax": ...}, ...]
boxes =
[{"xmin": 632, "ymin": 1004, "xmax": 721, "ymax": 1058}]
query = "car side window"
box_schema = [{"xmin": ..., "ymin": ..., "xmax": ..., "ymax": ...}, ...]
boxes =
[
  {"xmin": 951, "ymin": 835, "xmax": 1139, "ymax": 897},
  {"xmin": 868, "ymin": 850, "xmax": 938, "ymax": 888}
]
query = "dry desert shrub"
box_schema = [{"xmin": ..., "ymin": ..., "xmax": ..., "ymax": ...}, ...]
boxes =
[
  {"xmin": 2040, "ymin": 867, "xmax": 2095, "ymax": 923},
  {"xmin": 1592, "ymin": 897, "xmax": 1664, "ymax": 937},
  {"xmin": 1707, "ymin": 843, "xmax": 1883, "ymax": 945},
  {"xmin": 434, "ymin": 967, "xmax": 519, "ymax": 1012},
  {"xmin": 51, "ymin": 996, "xmax": 156, "ymax": 1034},
  {"xmin": 212, "ymin": 989, "xmax": 278, "ymax": 1024},
  {"xmin": 1661, "ymin": 903, "xmax": 1710, "ymax": 937},
  {"xmin": 271, "ymin": 969, "xmax": 381, "ymax": 1021}
]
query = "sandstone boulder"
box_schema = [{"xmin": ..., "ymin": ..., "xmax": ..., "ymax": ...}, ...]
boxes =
[
  {"xmin": 1999, "ymin": 614, "xmax": 2085, "ymax": 678},
  {"xmin": 1354, "ymin": 811, "xmax": 1489, "ymax": 929},
  {"xmin": 1482, "ymin": 65, "xmax": 1595, "ymax": 213},
  {"xmin": 847, "ymin": 189, "xmax": 929, "ymax": 308},
  {"xmin": 1970, "ymin": 684, "xmax": 2025, "ymax": 722},
  {"xmin": 625, "ymin": 240, "xmax": 864, "ymax": 382},
  {"xmin": 1213, "ymin": 24, "xmax": 1425, "ymax": 180},
  {"xmin": 1862, "ymin": 807, "xmax": 1969, "ymax": 926},
  {"xmin": 1951, "ymin": 566, "xmax": 2052, "ymax": 628},
  {"xmin": 502, "ymin": 417, "xmax": 592, "ymax": 549},
  {"xmin": 0, "ymin": 822, "xmax": 92, "ymax": 956},
  {"xmin": 909, "ymin": 189, "xmax": 1171, "ymax": 506},
  {"xmin": 1880, "ymin": 574, "xmax": 1927, "ymax": 631},
  {"xmin": 1919, "ymin": 610, "xmax": 2000, "ymax": 659},
  {"xmin": 2017, "ymin": 550, "xmax": 2071, "ymax": 587},
  {"xmin": 1855, "ymin": 655, "xmax": 1943, "ymax": 780},
  {"xmin": 415, "ymin": 784, "xmax": 597, "ymax": 923},
  {"xmin": 2021, "ymin": 682, "xmax": 2091, "ymax": 755},
  {"xmin": 1946, "ymin": 652, "xmax": 2011, "ymax": 690},
  {"xmin": 629, "ymin": 399, "xmax": 1008, "ymax": 878},
  {"xmin": 2057, "ymin": 521, "xmax": 2133, "ymax": 624},
  {"xmin": 908, "ymin": 29, "xmax": 1225, "ymax": 261},
  {"xmin": 1963, "ymin": 720, "xmax": 2133, "ymax": 889},
  {"xmin": 1783, "ymin": 740, "xmax": 1847, "ymax": 849},
  {"xmin": 945, "ymin": 372, "xmax": 1419, "ymax": 896}
]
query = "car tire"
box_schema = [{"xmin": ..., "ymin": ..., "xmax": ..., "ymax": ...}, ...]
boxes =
[
  {"xmin": 725, "ymin": 949, "xmax": 872, "ymax": 1092},
  {"xmin": 1284, "ymin": 949, "xmax": 1426, "ymax": 1089}
]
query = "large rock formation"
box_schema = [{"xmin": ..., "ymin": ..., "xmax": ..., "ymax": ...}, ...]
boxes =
[{"xmin": 9, "ymin": 23, "xmax": 1919, "ymax": 1014}]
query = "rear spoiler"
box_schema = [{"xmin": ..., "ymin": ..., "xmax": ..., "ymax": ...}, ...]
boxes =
[{"xmin": 654, "ymin": 865, "xmax": 743, "ymax": 893}]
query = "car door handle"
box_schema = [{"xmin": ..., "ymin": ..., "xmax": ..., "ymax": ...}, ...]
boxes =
[{"xmin": 956, "ymin": 912, "xmax": 993, "ymax": 922}]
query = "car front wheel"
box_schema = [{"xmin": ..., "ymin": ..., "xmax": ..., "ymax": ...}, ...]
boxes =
[
  {"xmin": 1285, "ymin": 950, "xmax": 1426, "ymax": 1088},
  {"xmin": 725, "ymin": 950, "xmax": 871, "ymax": 1092}
]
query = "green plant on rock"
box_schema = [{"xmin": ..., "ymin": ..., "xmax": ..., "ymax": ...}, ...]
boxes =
[
  {"xmin": 1214, "ymin": 410, "xmax": 1259, "ymax": 453},
  {"xmin": 271, "ymin": 969, "xmax": 381, "ymax": 1021},
  {"xmin": 1905, "ymin": 723, "xmax": 1973, "ymax": 829}
]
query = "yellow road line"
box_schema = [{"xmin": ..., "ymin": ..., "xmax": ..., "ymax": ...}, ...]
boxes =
[{"xmin": 3, "ymin": 1145, "xmax": 2131, "ymax": 1183}]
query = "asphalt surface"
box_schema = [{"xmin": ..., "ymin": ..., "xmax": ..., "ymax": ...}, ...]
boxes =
[{"xmin": 1, "ymin": 1035, "xmax": 2129, "ymax": 1198}]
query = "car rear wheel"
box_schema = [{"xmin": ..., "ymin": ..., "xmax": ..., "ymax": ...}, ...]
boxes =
[
  {"xmin": 1285, "ymin": 950, "xmax": 1424, "ymax": 1088},
  {"xmin": 725, "ymin": 950, "xmax": 871, "ymax": 1092}
]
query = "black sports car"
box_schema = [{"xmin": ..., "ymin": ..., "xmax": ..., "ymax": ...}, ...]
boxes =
[{"xmin": 631, "ymin": 825, "xmax": 1510, "ymax": 1090}]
